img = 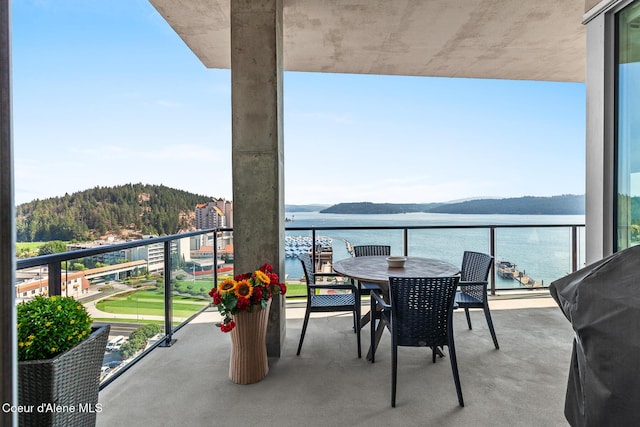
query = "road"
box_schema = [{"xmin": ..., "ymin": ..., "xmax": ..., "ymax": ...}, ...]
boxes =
[{"xmin": 93, "ymin": 321, "xmax": 146, "ymax": 338}]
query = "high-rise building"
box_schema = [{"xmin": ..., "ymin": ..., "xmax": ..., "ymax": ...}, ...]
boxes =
[
  {"xmin": 195, "ymin": 199, "xmax": 228, "ymax": 230},
  {"xmin": 214, "ymin": 198, "xmax": 233, "ymax": 228}
]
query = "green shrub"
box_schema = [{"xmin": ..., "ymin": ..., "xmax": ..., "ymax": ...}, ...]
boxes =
[
  {"xmin": 139, "ymin": 324, "xmax": 161, "ymax": 338},
  {"xmin": 119, "ymin": 324, "xmax": 162, "ymax": 359},
  {"xmin": 17, "ymin": 296, "xmax": 92, "ymax": 361},
  {"xmin": 119, "ymin": 340, "xmax": 142, "ymax": 359}
]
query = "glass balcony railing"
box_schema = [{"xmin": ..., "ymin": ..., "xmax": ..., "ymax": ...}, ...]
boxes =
[
  {"xmin": 15, "ymin": 222, "xmax": 584, "ymax": 388},
  {"xmin": 16, "ymin": 229, "xmax": 221, "ymax": 388},
  {"xmin": 285, "ymin": 223, "xmax": 585, "ymax": 293}
]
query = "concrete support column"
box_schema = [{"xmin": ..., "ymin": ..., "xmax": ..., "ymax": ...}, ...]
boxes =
[
  {"xmin": 230, "ymin": 0, "xmax": 285, "ymax": 357},
  {"xmin": 0, "ymin": 1, "xmax": 16, "ymax": 425}
]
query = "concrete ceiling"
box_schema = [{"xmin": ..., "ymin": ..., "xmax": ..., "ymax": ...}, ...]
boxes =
[{"xmin": 150, "ymin": 0, "xmax": 587, "ymax": 83}]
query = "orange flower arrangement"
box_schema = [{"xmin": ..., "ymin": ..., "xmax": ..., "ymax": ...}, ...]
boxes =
[{"xmin": 209, "ymin": 263, "xmax": 287, "ymax": 332}]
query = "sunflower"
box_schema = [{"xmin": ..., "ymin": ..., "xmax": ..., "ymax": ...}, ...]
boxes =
[
  {"xmin": 254, "ymin": 270, "xmax": 270, "ymax": 285},
  {"xmin": 235, "ymin": 279, "xmax": 253, "ymax": 299},
  {"xmin": 218, "ymin": 279, "xmax": 237, "ymax": 293}
]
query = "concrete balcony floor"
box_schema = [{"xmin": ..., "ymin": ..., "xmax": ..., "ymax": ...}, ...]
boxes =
[{"xmin": 97, "ymin": 295, "xmax": 573, "ymax": 427}]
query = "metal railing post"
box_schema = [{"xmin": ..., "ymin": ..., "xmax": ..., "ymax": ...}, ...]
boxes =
[
  {"xmin": 403, "ymin": 228, "xmax": 409, "ymax": 256},
  {"xmin": 311, "ymin": 229, "xmax": 317, "ymax": 271},
  {"xmin": 161, "ymin": 240, "xmax": 175, "ymax": 347},
  {"xmin": 571, "ymin": 225, "xmax": 578, "ymax": 273},
  {"xmin": 490, "ymin": 227, "xmax": 496, "ymax": 295},
  {"xmin": 213, "ymin": 231, "xmax": 219, "ymax": 286},
  {"xmin": 48, "ymin": 261, "xmax": 61, "ymax": 296}
]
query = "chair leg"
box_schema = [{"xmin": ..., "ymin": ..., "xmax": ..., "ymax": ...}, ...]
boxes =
[
  {"xmin": 359, "ymin": 287, "xmax": 372, "ymax": 329},
  {"xmin": 391, "ymin": 340, "xmax": 398, "ymax": 407},
  {"xmin": 464, "ymin": 307, "xmax": 472, "ymax": 330},
  {"xmin": 370, "ymin": 294, "xmax": 377, "ymax": 363},
  {"xmin": 296, "ymin": 308, "xmax": 311, "ymax": 356},
  {"xmin": 353, "ymin": 281, "xmax": 362, "ymax": 331},
  {"xmin": 354, "ymin": 289, "xmax": 360, "ymax": 333},
  {"xmin": 360, "ymin": 310, "xmax": 371, "ymax": 329},
  {"xmin": 355, "ymin": 302, "xmax": 362, "ymax": 358},
  {"xmin": 483, "ymin": 304, "xmax": 500, "ymax": 349},
  {"xmin": 447, "ymin": 339, "xmax": 464, "ymax": 407}
]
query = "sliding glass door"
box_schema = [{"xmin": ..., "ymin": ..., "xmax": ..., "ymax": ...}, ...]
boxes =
[{"xmin": 616, "ymin": 1, "xmax": 640, "ymax": 250}]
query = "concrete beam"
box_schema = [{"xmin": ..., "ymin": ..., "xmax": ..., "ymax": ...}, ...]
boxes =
[{"xmin": 150, "ymin": 0, "xmax": 586, "ymax": 82}]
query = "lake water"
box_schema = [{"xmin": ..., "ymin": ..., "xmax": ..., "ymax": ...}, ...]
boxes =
[{"xmin": 283, "ymin": 212, "xmax": 586, "ymax": 289}]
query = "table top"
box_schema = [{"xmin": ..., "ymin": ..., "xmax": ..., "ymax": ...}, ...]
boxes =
[{"xmin": 332, "ymin": 256, "xmax": 460, "ymax": 284}]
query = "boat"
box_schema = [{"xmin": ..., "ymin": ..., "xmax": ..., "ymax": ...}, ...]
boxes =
[
  {"xmin": 496, "ymin": 260, "xmax": 516, "ymax": 279},
  {"xmin": 284, "ymin": 235, "xmax": 333, "ymax": 258}
]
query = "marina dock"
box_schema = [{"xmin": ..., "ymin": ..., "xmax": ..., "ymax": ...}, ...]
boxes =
[{"xmin": 497, "ymin": 260, "xmax": 543, "ymax": 288}]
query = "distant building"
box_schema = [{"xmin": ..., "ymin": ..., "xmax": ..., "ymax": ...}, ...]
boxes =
[
  {"xmin": 66, "ymin": 236, "xmax": 127, "ymax": 264},
  {"xmin": 15, "ymin": 269, "xmax": 89, "ymax": 300},
  {"xmin": 195, "ymin": 198, "xmax": 233, "ymax": 229},
  {"xmin": 15, "ymin": 260, "xmax": 148, "ymax": 301},
  {"xmin": 193, "ymin": 199, "xmax": 234, "ymax": 264},
  {"xmin": 215, "ymin": 198, "xmax": 233, "ymax": 228},
  {"xmin": 67, "ymin": 235, "xmax": 181, "ymax": 275}
]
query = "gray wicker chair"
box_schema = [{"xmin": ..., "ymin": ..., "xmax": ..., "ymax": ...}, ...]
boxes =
[
  {"xmin": 353, "ymin": 245, "xmax": 391, "ymax": 327},
  {"xmin": 371, "ymin": 276, "xmax": 463, "ymax": 407},
  {"xmin": 455, "ymin": 251, "xmax": 498, "ymax": 349},
  {"xmin": 296, "ymin": 252, "xmax": 361, "ymax": 358}
]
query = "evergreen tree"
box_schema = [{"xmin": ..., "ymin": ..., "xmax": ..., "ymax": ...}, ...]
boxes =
[{"xmin": 15, "ymin": 183, "xmax": 215, "ymax": 242}]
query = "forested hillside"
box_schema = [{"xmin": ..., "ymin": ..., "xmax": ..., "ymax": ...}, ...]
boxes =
[
  {"xmin": 321, "ymin": 195, "xmax": 585, "ymax": 215},
  {"xmin": 321, "ymin": 202, "xmax": 444, "ymax": 214},
  {"xmin": 428, "ymin": 195, "xmax": 585, "ymax": 215},
  {"xmin": 15, "ymin": 185, "xmax": 587, "ymax": 243},
  {"xmin": 16, "ymin": 184, "xmax": 213, "ymax": 242}
]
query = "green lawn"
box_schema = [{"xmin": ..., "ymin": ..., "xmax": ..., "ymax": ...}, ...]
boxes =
[
  {"xmin": 173, "ymin": 278, "xmax": 214, "ymax": 298},
  {"xmin": 96, "ymin": 288, "xmax": 208, "ymax": 318},
  {"xmin": 96, "ymin": 282, "xmax": 307, "ymax": 321},
  {"xmin": 16, "ymin": 242, "xmax": 45, "ymax": 251},
  {"xmin": 284, "ymin": 283, "xmax": 306, "ymax": 298},
  {"xmin": 173, "ymin": 277, "xmax": 307, "ymax": 298},
  {"xmin": 92, "ymin": 318, "xmax": 168, "ymax": 326},
  {"xmin": 16, "ymin": 242, "xmax": 47, "ymax": 258}
]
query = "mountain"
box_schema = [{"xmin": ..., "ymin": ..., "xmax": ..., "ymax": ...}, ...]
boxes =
[
  {"xmin": 320, "ymin": 195, "xmax": 585, "ymax": 215},
  {"xmin": 429, "ymin": 195, "xmax": 585, "ymax": 215},
  {"xmin": 320, "ymin": 202, "xmax": 445, "ymax": 214},
  {"xmin": 285, "ymin": 204, "xmax": 331, "ymax": 212},
  {"xmin": 15, "ymin": 183, "xmax": 214, "ymax": 242},
  {"xmin": 16, "ymin": 186, "xmax": 586, "ymax": 243}
]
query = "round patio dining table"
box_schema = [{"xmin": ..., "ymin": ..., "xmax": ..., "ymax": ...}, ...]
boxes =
[
  {"xmin": 332, "ymin": 255, "xmax": 460, "ymax": 360},
  {"xmin": 332, "ymin": 255, "xmax": 460, "ymax": 290}
]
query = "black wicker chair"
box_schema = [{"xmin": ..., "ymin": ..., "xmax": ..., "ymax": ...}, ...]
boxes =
[
  {"xmin": 455, "ymin": 251, "xmax": 499, "ymax": 349},
  {"xmin": 353, "ymin": 244, "xmax": 391, "ymax": 258},
  {"xmin": 296, "ymin": 252, "xmax": 361, "ymax": 358},
  {"xmin": 371, "ymin": 276, "xmax": 463, "ymax": 407},
  {"xmin": 353, "ymin": 245, "xmax": 391, "ymax": 328}
]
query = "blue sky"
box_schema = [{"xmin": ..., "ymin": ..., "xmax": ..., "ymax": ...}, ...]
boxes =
[{"xmin": 11, "ymin": 0, "xmax": 586, "ymax": 206}]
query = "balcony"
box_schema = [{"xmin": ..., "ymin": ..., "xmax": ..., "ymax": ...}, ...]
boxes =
[
  {"xmin": 96, "ymin": 296, "xmax": 573, "ymax": 426},
  {"xmin": 14, "ymin": 224, "xmax": 577, "ymax": 425}
]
